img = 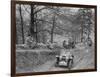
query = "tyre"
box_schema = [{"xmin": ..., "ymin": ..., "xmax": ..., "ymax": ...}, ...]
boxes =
[
  {"xmin": 55, "ymin": 57, "xmax": 59, "ymax": 67},
  {"xmin": 67, "ymin": 59, "xmax": 73, "ymax": 69}
]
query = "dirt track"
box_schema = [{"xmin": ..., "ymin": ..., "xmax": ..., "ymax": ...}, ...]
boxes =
[
  {"xmin": 32, "ymin": 46, "xmax": 95, "ymax": 72},
  {"xmin": 16, "ymin": 45, "xmax": 95, "ymax": 73}
]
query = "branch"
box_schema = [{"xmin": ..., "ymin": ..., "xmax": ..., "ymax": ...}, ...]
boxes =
[
  {"xmin": 55, "ymin": 25, "xmax": 68, "ymax": 32},
  {"xmin": 22, "ymin": 5, "xmax": 50, "ymax": 15},
  {"xmin": 33, "ymin": 7, "xmax": 47, "ymax": 14},
  {"xmin": 35, "ymin": 18, "xmax": 53, "ymax": 24},
  {"xmin": 23, "ymin": 5, "xmax": 30, "ymax": 14},
  {"xmin": 38, "ymin": 29, "xmax": 51, "ymax": 34}
]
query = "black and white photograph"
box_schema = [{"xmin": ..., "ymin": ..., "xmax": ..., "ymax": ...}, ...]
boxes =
[{"xmin": 15, "ymin": 2, "xmax": 96, "ymax": 74}]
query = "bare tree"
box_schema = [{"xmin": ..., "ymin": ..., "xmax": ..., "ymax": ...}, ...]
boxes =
[{"xmin": 19, "ymin": 4, "xmax": 25, "ymax": 44}]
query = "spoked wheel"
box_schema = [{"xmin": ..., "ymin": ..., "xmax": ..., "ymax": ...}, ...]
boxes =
[
  {"xmin": 67, "ymin": 59, "xmax": 73, "ymax": 69},
  {"xmin": 55, "ymin": 57, "xmax": 59, "ymax": 67}
]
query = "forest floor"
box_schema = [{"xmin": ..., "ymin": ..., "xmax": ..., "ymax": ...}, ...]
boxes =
[{"xmin": 16, "ymin": 44, "xmax": 95, "ymax": 73}]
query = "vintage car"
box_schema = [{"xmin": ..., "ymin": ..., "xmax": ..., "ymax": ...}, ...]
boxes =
[{"xmin": 55, "ymin": 51, "xmax": 74, "ymax": 69}]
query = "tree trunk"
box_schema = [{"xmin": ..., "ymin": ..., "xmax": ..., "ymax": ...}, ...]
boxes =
[
  {"xmin": 51, "ymin": 16, "xmax": 56, "ymax": 43},
  {"xmin": 19, "ymin": 5, "xmax": 25, "ymax": 44},
  {"xmin": 30, "ymin": 4, "xmax": 36, "ymax": 41},
  {"xmin": 30, "ymin": 4, "xmax": 39, "ymax": 44},
  {"xmin": 81, "ymin": 23, "xmax": 84, "ymax": 42},
  {"xmin": 35, "ymin": 13, "xmax": 38, "ymax": 43}
]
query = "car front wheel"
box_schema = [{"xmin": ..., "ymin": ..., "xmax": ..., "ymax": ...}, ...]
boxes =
[{"xmin": 67, "ymin": 59, "xmax": 73, "ymax": 69}]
